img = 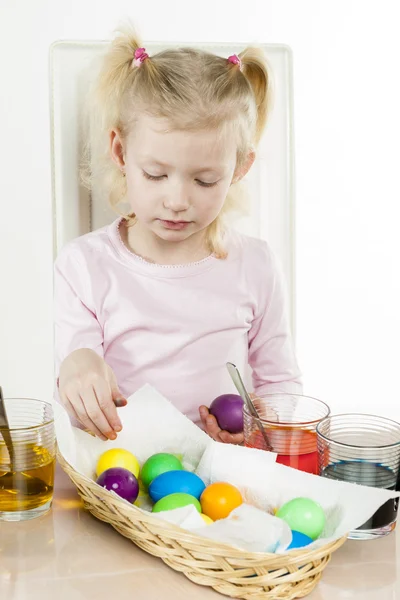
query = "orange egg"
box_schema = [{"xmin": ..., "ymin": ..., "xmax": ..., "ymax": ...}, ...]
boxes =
[{"xmin": 200, "ymin": 482, "xmax": 243, "ymax": 520}]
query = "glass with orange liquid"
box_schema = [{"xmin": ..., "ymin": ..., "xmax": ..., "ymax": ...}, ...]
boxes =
[
  {"xmin": 0, "ymin": 398, "xmax": 55, "ymax": 521},
  {"xmin": 243, "ymin": 393, "xmax": 330, "ymax": 474}
]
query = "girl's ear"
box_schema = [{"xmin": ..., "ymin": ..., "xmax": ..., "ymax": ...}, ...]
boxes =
[
  {"xmin": 232, "ymin": 150, "xmax": 256, "ymax": 184},
  {"xmin": 110, "ymin": 129, "xmax": 126, "ymax": 171}
]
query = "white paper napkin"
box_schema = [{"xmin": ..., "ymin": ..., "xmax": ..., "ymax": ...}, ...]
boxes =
[{"xmin": 54, "ymin": 384, "xmax": 400, "ymax": 553}]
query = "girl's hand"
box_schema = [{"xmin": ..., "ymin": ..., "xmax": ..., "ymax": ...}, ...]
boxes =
[
  {"xmin": 58, "ymin": 348, "xmax": 127, "ymax": 441},
  {"xmin": 199, "ymin": 405, "xmax": 244, "ymax": 445}
]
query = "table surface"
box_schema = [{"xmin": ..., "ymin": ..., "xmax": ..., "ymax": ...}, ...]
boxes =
[{"xmin": 0, "ymin": 465, "xmax": 398, "ymax": 600}]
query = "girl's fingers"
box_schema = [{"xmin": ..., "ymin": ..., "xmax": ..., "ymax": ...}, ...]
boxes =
[
  {"xmin": 93, "ymin": 379, "xmax": 122, "ymax": 432},
  {"xmin": 199, "ymin": 405, "xmax": 210, "ymax": 428},
  {"xmin": 114, "ymin": 397, "xmax": 127, "ymax": 408},
  {"xmin": 200, "ymin": 405, "xmax": 221, "ymax": 440},
  {"xmin": 199, "ymin": 405, "xmax": 244, "ymax": 444},
  {"xmin": 204, "ymin": 413, "xmax": 223, "ymax": 441},
  {"xmin": 82, "ymin": 386, "xmax": 117, "ymax": 440},
  {"xmin": 218, "ymin": 431, "xmax": 244, "ymax": 445},
  {"xmin": 64, "ymin": 392, "xmax": 108, "ymax": 441},
  {"xmin": 70, "ymin": 387, "xmax": 112, "ymax": 439},
  {"xmin": 60, "ymin": 392, "xmax": 81, "ymax": 424}
]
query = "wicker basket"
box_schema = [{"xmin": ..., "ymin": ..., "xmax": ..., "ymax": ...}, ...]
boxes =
[{"xmin": 58, "ymin": 452, "xmax": 347, "ymax": 600}]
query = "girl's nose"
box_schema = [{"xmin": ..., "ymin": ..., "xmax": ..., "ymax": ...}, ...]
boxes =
[{"xmin": 163, "ymin": 183, "xmax": 190, "ymax": 212}]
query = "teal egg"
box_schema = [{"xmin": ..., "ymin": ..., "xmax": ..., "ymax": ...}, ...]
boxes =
[
  {"xmin": 141, "ymin": 453, "xmax": 183, "ymax": 488},
  {"xmin": 152, "ymin": 493, "xmax": 201, "ymax": 513},
  {"xmin": 276, "ymin": 497, "xmax": 325, "ymax": 540},
  {"xmin": 149, "ymin": 470, "xmax": 206, "ymax": 502}
]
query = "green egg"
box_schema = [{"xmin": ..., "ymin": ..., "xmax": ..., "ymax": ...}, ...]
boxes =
[
  {"xmin": 152, "ymin": 493, "xmax": 201, "ymax": 513},
  {"xmin": 141, "ymin": 453, "xmax": 183, "ymax": 488},
  {"xmin": 276, "ymin": 497, "xmax": 325, "ymax": 540}
]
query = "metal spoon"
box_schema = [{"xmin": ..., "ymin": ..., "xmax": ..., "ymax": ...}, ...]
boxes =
[
  {"xmin": 226, "ymin": 362, "xmax": 273, "ymax": 451},
  {"xmin": 0, "ymin": 386, "xmax": 14, "ymax": 467}
]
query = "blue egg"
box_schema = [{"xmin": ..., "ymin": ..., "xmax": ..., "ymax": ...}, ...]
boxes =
[
  {"xmin": 148, "ymin": 470, "xmax": 206, "ymax": 502},
  {"xmin": 287, "ymin": 530, "xmax": 313, "ymax": 550}
]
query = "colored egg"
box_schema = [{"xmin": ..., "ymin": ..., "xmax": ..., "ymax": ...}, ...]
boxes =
[
  {"xmin": 209, "ymin": 394, "xmax": 244, "ymax": 433},
  {"xmin": 148, "ymin": 470, "xmax": 206, "ymax": 502},
  {"xmin": 287, "ymin": 530, "xmax": 313, "ymax": 550},
  {"xmin": 141, "ymin": 453, "xmax": 183, "ymax": 487},
  {"xmin": 134, "ymin": 479, "xmax": 147, "ymax": 499},
  {"xmin": 276, "ymin": 497, "xmax": 325, "ymax": 540},
  {"xmin": 152, "ymin": 492, "xmax": 201, "ymax": 513},
  {"xmin": 200, "ymin": 513, "xmax": 214, "ymax": 525},
  {"xmin": 96, "ymin": 448, "xmax": 140, "ymax": 478},
  {"xmin": 96, "ymin": 467, "xmax": 139, "ymax": 503},
  {"xmin": 200, "ymin": 482, "xmax": 243, "ymax": 521}
]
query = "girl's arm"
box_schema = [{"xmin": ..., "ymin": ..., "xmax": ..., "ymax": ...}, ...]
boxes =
[
  {"xmin": 248, "ymin": 248, "xmax": 303, "ymax": 396},
  {"xmin": 54, "ymin": 248, "xmax": 126, "ymax": 440}
]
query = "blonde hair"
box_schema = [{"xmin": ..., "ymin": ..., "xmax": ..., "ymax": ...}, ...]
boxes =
[{"xmin": 82, "ymin": 26, "xmax": 273, "ymax": 257}]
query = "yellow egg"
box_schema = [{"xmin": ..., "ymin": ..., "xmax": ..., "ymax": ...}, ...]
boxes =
[
  {"xmin": 96, "ymin": 448, "xmax": 140, "ymax": 478},
  {"xmin": 200, "ymin": 513, "xmax": 214, "ymax": 525},
  {"xmin": 134, "ymin": 486, "xmax": 151, "ymax": 509}
]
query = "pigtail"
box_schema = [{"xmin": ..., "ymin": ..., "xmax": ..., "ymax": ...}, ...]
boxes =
[
  {"xmin": 95, "ymin": 25, "xmax": 145, "ymax": 130},
  {"xmin": 81, "ymin": 25, "xmax": 146, "ymax": 215},
  {"xmin": 238, "ymin": 48, "xmax": 274, "ymax": 145}
]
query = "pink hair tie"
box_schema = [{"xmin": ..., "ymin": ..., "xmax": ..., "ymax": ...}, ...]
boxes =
[
  {"xmin": 227, "ymin": 54, "xmax": 241, "ymax": 68},
  {"xmin": 132, "ymin": 47, "xmax": 149, "ymax": 67}
]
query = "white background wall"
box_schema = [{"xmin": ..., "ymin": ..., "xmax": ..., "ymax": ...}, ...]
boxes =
[{"xmin": 1, "ymin": 0, "xmax": 399, "ymax": 420}]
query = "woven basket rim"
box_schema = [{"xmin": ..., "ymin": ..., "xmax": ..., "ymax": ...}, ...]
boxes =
[{"xmin": 57, "ymin": 449, "xmax": 347, "ymax": 560}]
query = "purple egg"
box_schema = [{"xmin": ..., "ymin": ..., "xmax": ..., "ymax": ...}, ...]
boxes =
[
  {"xmin": 96, "ymin": 467, "xmax": 139, "ymax": 503},
  {"xmin": 209, "ymin": 394, "xmax": 244, "ymax": 433}
]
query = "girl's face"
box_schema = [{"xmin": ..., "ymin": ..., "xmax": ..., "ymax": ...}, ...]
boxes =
[{"xmin": 110, "ymin": 116, "xmax": 238, "ymax": 245}]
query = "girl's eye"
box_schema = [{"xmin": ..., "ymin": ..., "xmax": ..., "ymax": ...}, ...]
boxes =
[
  {"xmin": 142, "ymin": 171, "xmax": 166, "ymax": 181},
  {"xmin": 196, "ymin": 180, "xmax": 218, "ymax": 188},
  {"xmin": 142, "ymin": 171, "xmax": 218, "ymax": 187}
]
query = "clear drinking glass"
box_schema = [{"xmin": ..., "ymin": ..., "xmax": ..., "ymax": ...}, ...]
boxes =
[
  {"xmin": 317, "ymin": 414, "xmax": 400, "ymax": 539},
  {"xmin": 243, "ymin": 393, "xmax": 330, "ymax": 474},
  {"xmin": 0, "ymin": 398, "xmax": 55, "ymax": 521}
]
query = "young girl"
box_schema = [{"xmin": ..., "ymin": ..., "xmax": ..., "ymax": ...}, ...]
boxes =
[{"xmin": 55, "ymin": 28, "xmax": 302, "ymax": 445}]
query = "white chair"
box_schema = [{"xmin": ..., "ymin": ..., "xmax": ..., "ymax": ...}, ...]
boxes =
[{"xmin": 50, "ymin": 40, "xmax": 296, "ymax": 334}]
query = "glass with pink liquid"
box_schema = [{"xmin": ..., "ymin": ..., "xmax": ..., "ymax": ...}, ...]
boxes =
[{"xmin": 244, "ymin": 393, "xmax": 330, "ymax": 474}]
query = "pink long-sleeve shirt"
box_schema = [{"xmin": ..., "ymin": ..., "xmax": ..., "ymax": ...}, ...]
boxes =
[{"xmin": 54, "ymin": 218, "xmax": 302, "ymax": 424}]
